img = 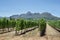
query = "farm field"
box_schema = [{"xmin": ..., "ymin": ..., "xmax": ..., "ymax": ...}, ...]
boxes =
[{"xmin": 0, "ymin": 24, "xmax": 60, "ymax": 40}]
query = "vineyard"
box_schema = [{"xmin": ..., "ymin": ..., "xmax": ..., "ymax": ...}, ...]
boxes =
[
  {"xmin": 0, "ymin": 18, "xmax": 60, "ymax": 40},
  {"xmin": 48, "ymin": 20, "xmax": 60, "ymax": 32},
  {"xmin": 0, "ymin": 17, "xmax": 46, "ymax": 36},
  {"xmin": 0, "ymin": 18, "xmax": 35, "ymax": 34}
]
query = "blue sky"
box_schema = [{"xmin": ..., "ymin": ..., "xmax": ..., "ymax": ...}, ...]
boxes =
[{"xmin": 0, "ymin": 0, "xmax": 60, "ymax": 17}]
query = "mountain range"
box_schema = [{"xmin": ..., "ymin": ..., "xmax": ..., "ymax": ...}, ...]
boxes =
[{"xmin": 10, "ymin": 11, "xmax": 60, "ymax": 20}]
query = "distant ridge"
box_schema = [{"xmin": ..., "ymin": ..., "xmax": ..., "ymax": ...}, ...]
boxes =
[{"xmin": 5, "ymin": 11, "xmax": 60, "ymax": 20}]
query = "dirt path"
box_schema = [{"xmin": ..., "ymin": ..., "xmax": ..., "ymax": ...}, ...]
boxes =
[
  {"xmin": 45, "ymin": 24, "xmax": 60, "ymax": 40},
  {"xmin": 46, "ymin": 24, "xmax": 60, "ymax": 36},
  {"xmin": 0, "ymin": 31, "xmax": 15, "ymax": 40}
]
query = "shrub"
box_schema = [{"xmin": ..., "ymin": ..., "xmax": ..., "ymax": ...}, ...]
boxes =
[{"xmin": 39, "ymin": 19, "xmax": 46, "ymax": 36}]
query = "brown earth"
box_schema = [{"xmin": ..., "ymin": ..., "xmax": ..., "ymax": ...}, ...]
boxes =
[
  {"xmin": 45, "ymin": 24, "xmax": 60, "ymax": 40},
  {"xmin": 0, "ymin": 24, "xmax": 60, "ymax": 40}
]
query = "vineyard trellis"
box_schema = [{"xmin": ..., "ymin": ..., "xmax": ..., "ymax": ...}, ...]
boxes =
[
  {"xmin": 0, "ymin": 18, "xmax": 39, "ymax": 35},
  {"xmin": 48, "ymin": 20, "xmax": 60, "ymax": 31},
  {"xmin": 0, "ymin": 18, "xmax": 47, "ymax": 36}
]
